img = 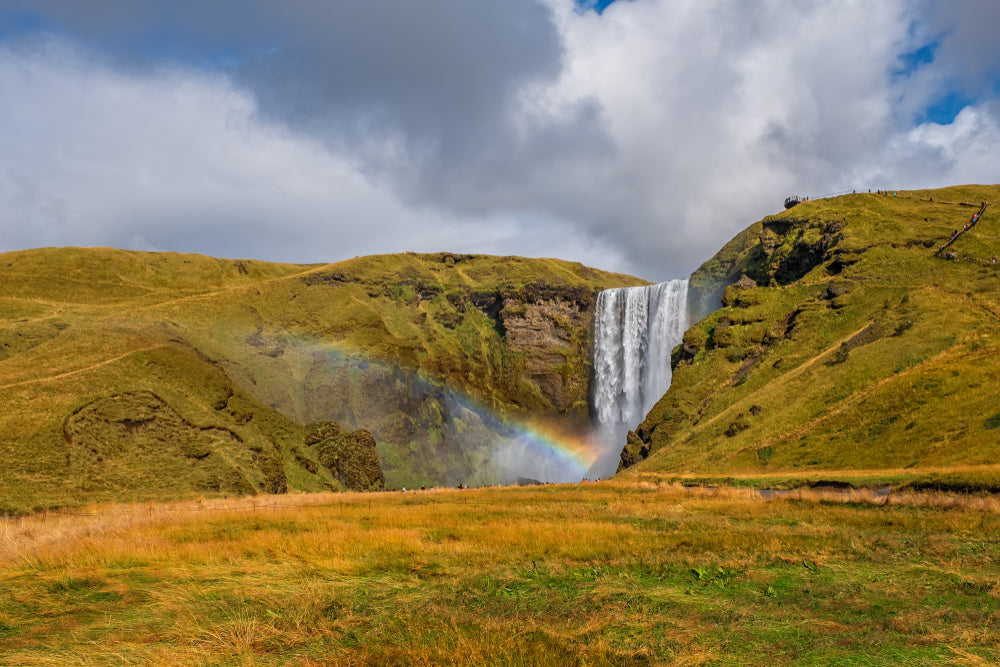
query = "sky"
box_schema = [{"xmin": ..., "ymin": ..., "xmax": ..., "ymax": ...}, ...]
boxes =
[{"xmin": 1, "ymin": 0, "xmax": 999, "ymax": 282}]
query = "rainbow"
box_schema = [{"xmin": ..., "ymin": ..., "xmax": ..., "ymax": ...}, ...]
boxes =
[
  {"xmin": 445, "ymin": 390, "xmax": 605, "ymax": 482},
  {"xmin": 396, "ymin": 368, "xmax": 602, "ymax": 482},
  {"xmin": 242, "ymin": 334, "xmax": 605, "ymax": 484}
]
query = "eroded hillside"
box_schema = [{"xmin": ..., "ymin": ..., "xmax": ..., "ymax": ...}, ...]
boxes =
[{"xmin": 621, "ymin": 185, "xmax": 1000, "ymax": 487}]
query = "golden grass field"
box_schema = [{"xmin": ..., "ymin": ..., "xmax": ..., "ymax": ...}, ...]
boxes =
[{"xmin": 2, "ymin": 477, "xmax": 998, "ymax": 665}]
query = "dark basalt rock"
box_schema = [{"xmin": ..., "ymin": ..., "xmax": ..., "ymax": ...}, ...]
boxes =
[
  {"xmin": 821, "ymin": 285, "xmax": 848, "ymax": 300},
  {"xmin": 307, "ymin": 420, "xmax": 385, "ymax": 492},
  {"xmin": 618, "ymin": 430, "xmax": 651, "ymax": 471},
  {"xmin": 300, "ymin": 271, "xmax": 352, "ymax": 286}
]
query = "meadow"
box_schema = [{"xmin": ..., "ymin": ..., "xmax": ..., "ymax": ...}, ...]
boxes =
[{"xmin": 2, "ymin": 478, "xmax": 998, "ymax": 665}]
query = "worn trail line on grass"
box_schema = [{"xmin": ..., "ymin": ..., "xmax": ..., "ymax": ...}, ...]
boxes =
[
  {"xmin": 689, "ymin": 321, "xmax": 877, "ymax": 436},
  {"xmin": 139, "ymin": 265, "xmax": 323, "ymax": 311},
  {"xmin": 4, "ymin": 264, "xmax": 318, "ymax": 313},
  {"xmin": 0, "ymin": 344, "xmax": 167, "ymax": 390},
  {"xmin": 764, "ymin": 341, "xmax": 998, "ymax": 448}
]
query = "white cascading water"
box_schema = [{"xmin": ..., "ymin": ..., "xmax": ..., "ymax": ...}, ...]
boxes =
[{"xmin": 588, "ymin": 280, "xmax": 690, "ymax": 477}]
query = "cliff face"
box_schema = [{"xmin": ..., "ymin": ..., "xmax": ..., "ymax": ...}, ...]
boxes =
[
  {"xmin": 498, "ymin": 284, "xmax": 596, "ymax": 416},
  {"xmin": 620, "ymin": 185, "xmax": 1000, "ymax": 477}
]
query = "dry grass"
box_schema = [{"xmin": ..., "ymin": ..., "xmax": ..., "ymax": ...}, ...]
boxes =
[{"xmin": 2, "ymin": 481, "xmax": 999, "ymax": 664}]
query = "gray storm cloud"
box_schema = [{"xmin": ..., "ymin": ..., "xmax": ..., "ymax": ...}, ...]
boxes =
[{"xmin": 0, "ymin": 0, "xmax": 998, "ymax": 280}]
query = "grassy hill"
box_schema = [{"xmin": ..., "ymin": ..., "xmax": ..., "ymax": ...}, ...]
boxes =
[
  {"xmin": 622, "ymin": 185, "xmax": 1000, "ymax": 490},
  {"xmin": 0, "ymin": 249, "xmax": 642, "ymax": 513}
]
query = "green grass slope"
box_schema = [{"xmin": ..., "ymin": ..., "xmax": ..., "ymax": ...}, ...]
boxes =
[
  {"xmin": 0, "ymin": 249, "xmax": 642, "ymax": 512},
  {"xmin": 623, "ymin": 185, "xmax": 1000, "ymax": 488}
]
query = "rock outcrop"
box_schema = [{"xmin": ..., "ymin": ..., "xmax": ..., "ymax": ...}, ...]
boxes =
[
  {"xmin": 306, "ymin": 421, "xmax": 385, "ymax": 491},
  {"xmin": 498, "ymin": 282, "xmax": 596, "ymax": 415}
]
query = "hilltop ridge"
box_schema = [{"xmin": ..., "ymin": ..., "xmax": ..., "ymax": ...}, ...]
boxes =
[{"xmin": 4, "ymin": 185, "xmax": 999, "ymax": 512}]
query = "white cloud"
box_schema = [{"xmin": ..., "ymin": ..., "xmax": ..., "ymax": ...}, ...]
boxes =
[
  {"xmin": 513, "ymin": 0, "xmax": 1000, "ymax": 278},
  {"xmin": 530, "ymin": 1, "xmax": 911, "ymax": 275},
  {"xmin": 1, "ymin": 1, "xmax": 998, "ymax": 282},
  {"xmin": 866, "ymin": 104, "xmax": 1000, "ymax": 186},
  {"xmin": 0, "ymin": 40, "xmax": 628, "ymax": 273}
]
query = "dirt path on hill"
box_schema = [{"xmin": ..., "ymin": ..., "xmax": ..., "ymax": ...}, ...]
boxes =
[
  {"xmin": 763, "ymin": 342, "xmax": 998, "ymax": 447},
  {"xmin": 780, "ymin": 322, "xmax": 876, "ymax": 378},
  {"xmin": 689, "ymin": 321, "xmax": 876, "ymax": 434},
  {"xmin": 0, "ymin": 344, "xmax": 167, "ymax": 390},
  {"xmin": 140, "ymin": 266, "xmax": 320, "ymax": 311}
]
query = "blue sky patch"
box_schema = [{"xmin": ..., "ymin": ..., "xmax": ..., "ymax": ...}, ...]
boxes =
[
  {"xmin": 895, "ymin": 43, "xmax": 936, "ymax": 77},
  {"xmin": 0, "ymin": 9, "xmax": 51, "ymax": 41},
  {"xmin": 920, "ymin": 90, "xmax": 973, "ymax": 125},
  {"xmin": 575, "ymin": 0, "xmax": 626, "ymax": 15},
  {"xmin": 893, "ymin": 40, "xmax": 976, "ymax": 126}
]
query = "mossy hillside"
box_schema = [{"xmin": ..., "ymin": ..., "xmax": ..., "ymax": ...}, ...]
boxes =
[
  {"xmin": 686, "ymin": 220, "xmax": 764, "ymax": 321},
  {"xmin": 0, "ymin": 324, "xmax": 342, "ymax": 514},
  {"xmin": 1, "ymin": 249, "xmax": 642, "ymax": 510},
  {"xmin": 305, "ymin": 421, "xmax": 385, "ymax": 492},
  {"xmin": 624, "ymin": 185, "xmax": 1000, "ymax": 478},
  {"xmin": 136, "ymin": 251, "xmax": 642, "ymax": 416},
  {"xmin": 147, "ymin": 252, "xmax": 644, "ymax": 488}
]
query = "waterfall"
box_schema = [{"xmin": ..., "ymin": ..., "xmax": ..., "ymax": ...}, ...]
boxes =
[{"xmin": 588, "ymin": 279, "xmax": 689, "ymax": 476}]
